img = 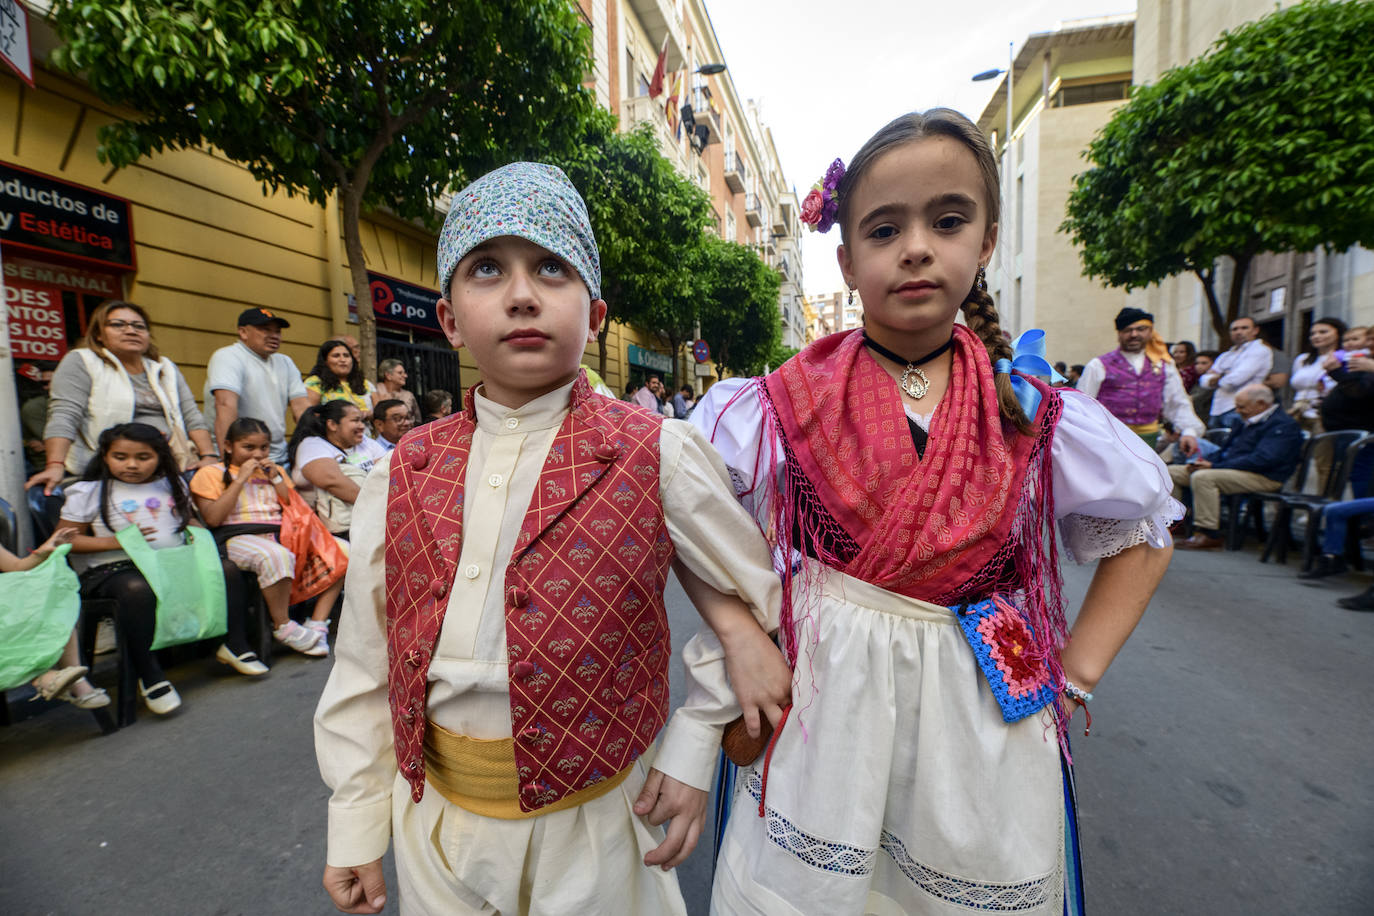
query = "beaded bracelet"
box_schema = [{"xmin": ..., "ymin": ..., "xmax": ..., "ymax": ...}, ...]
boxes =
[
  {"xmin": 1063, "ymin": 681, "xmax": 1093, "ymax": 704},
  {"xmin": 1063, "ymin": 681, "xmax": 1093, "ymax": 736}
]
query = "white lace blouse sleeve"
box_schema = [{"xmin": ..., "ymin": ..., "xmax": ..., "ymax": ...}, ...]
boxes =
[{"xmin": 1052, "ymin": 390, "xmax": 1185, "ymax": 564}]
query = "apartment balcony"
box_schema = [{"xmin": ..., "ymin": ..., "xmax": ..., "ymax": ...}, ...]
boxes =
[
  {"xmin": 746, "ymin": 194, "xmax": 764, "ymax": 228},
  {"xmin": 688, "ymin": 88, "xmax": 722, "ymax": 145},
  {"xmin": 723, "ymin": 152, "xmax": 747, "ymax": 193},
  {"xmin": 627, "ymin": 0, "xmax": 686, "ymax": 71},
  {"xmin": 620, "ymin": 95, "xmax": 689, "ymax": 176},
  {"xmin": 773, "ymin": 198, "xmax": 793, "ymax": 236}
]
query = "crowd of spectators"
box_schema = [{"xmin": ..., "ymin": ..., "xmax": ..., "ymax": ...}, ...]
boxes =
[
  {"xmin": 8, "ymin": 303, "xmax": 434, "ymax": 717},
  {"xmin": 1062, "ymin": 317, "xmax": 1373, "ymax": 607}
]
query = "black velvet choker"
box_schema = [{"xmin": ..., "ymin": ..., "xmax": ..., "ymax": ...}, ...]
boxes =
[{"xmin": 861, "ymin": 332, "xmax": 954, "ymax": 399}]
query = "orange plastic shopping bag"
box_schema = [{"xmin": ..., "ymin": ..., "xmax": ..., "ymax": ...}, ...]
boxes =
[{"xmin": 279, "ymin": 489, "xmax": 348, "ymax": 604}]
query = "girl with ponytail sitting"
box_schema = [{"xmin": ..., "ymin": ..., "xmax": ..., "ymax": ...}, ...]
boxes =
[
  {"xmin": 692, "ymin": 110, "xmax": 1182, "ymax": 914},
  {"xmin": 191, "ymin": 418, "xmax": 345, "ymax": 657}
]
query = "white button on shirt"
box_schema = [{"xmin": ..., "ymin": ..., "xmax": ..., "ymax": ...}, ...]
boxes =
[
  {"xmin": 463, "ymin": 564, "xmax": 481, "ymax": 579},
  {"xmin": 505, "ymin": 417, "xmax": 520, "ymax": 430},
  {"xmin": 488, "ymin": 473, "xmax": 504, "ymax": 488}
]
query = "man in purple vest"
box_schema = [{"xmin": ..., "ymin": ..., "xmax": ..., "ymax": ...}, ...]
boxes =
[{"xmin": 1079, "ymin": 307, "xmax": 1204, "ymax": 454}]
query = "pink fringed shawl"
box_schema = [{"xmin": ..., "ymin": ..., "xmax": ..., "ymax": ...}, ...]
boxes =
[{"xmin": 754, "ymin": 326, "xmax": 1071, "ymax": 740}]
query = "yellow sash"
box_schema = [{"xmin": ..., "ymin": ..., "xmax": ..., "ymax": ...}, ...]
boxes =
[
  {"xmin": 1127, "ymin": 421, "xmax": 1162, "ymax": 435},
  {"xmin": 422, "ymin": 720, "xmax": 632, "ymax": 819}
]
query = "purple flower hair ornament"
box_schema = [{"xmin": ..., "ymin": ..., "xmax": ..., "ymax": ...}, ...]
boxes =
[{"xmin": 800, "ymin": 158, "xmax": 846, "ymax": 233}]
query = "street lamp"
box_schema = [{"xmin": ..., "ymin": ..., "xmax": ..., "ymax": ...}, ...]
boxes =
[
  {"xmin": 695, "ymin": 62, "xmax": 726, "ymax": 75},
  {"xmin": 972, "ymin": 41, "xmax": 1016, "ymax": 328}
]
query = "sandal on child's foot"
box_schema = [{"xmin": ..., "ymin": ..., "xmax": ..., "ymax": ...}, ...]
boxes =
[
  {"xmin": 60, "ymin": 684, "xmax": 111, "ymax": 709},
  {"xmin": 215, "ymin": 644, "xmax": 270, "ymax": 676},
  {"xmin": 30, "ymin": 665, "xmax": 89, "ymax": 702},
  {"xmin": 138, "ymin": 679, "xmax": 182, "ymax": 715}
]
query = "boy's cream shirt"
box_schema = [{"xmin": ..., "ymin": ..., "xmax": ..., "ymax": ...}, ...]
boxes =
[{"xmin": 314, "ymin": 379, "xmax": 781, "ymax": 868}]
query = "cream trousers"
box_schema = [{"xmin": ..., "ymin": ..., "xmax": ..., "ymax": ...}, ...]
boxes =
[{"xmin": 1169, "ymin": 464, "xmax": 1281, "ymax": 530}]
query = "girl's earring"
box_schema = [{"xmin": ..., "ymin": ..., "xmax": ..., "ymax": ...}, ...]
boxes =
[
  {"xmin": 847, "ymin": 288, "xmax": 855, "ymax": 307},
  {"xmin": 976, "ymin": 266, "xmax": 988, "ymax": 293}
]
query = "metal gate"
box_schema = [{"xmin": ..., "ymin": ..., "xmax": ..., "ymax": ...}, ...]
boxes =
[{"xmin": 376, "ymin": 338, "xmax": 465, "ymax": 402}]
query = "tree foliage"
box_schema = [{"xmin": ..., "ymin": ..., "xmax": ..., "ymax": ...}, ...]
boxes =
[
  {"xmin": 1061, "ymin": 0, "xmax": 1374, "ymax": 336},
  {"xmin": 49, "ymin": 0, "xmax": 596, "ymax": 374},
  {"xmin": 556, "ymin": 112, "xmax": 715, "ymax": 376},
  {"xmin": 695, "ymin": 235, "xmax": 782, "ymax": 378}
]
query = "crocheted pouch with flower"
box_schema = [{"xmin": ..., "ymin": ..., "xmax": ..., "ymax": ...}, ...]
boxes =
[{"xmin": 952, "ymin": 595, "xmax": 1058, "ymax": 723}]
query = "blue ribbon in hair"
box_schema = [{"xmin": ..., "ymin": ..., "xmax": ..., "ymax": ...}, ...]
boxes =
[{"xmin": 993, "ymin": 329, "xmax": 1065, "ymax": 419}]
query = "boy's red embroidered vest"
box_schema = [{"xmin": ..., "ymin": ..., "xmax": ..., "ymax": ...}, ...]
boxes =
[{"xmin": 384, "ymin": 374, "xmax": 673, "ymax": 811}]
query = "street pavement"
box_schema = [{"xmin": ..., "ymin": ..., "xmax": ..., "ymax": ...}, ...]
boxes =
[{"xmin": 2, "ymin": 542, "xmax": 1372, "ymax": 915}]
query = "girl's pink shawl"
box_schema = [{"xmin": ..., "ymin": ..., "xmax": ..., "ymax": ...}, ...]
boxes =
[{"xmin": 754, "ymin": 326, "xmax": 1070, "ymax": 737}]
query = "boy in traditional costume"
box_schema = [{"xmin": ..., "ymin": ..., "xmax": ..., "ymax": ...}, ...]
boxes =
[{"xmin": 315, "ymin": 163, "xmax": 788, "ymax": 915}]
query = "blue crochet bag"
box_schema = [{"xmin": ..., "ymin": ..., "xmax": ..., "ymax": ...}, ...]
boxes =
[{"xmin": 952, "ymin": 595, "xmax": 1058, "ymax": 723}]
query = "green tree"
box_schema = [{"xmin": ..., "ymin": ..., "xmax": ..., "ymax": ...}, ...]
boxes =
[
  {"xmin": 1061, "ymin": 0, "xmax": 1374, "ymax": 337},
  {"xmin": 559, "ymin": 113, "xmax": 715, "ymax": 377},
  {"xmin": 695, "ymin": 236, "xmax": 782, "ymax": 378},
  {"xmin": 49, "ymin": 0, "xmax": 596, "ymax": 375}
]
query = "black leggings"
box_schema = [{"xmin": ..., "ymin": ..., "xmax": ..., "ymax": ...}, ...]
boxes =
[{"xmin": 86, "ymin": 559, "xmax": 251, "ymax": 685}]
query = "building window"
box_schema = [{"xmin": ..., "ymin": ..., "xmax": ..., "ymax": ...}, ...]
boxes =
[{"xmin": 1053, "ymin": 80, "xmax": 1130, "ymax": 107}]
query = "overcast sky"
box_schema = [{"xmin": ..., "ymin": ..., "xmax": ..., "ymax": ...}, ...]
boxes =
[{"xmin": 706, "ymin": 0, "xmax": 1134, "ymax": 297}]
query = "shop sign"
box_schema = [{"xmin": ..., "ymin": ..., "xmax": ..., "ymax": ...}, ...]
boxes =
[
  {"xmin": 627, "ymin": 343, "xmax": 672, "ymax": 374},
  {"xmin": 3, "ymin": 253, "xmax": 122, "ymax": 297},
  {"xmin": 3, "ymin": 277, "xmax": 68, "ymax": 359},
  {"xmin": 0, "ymin": 161, "xmax": 136, "ymax": 271},
  {"xmin": 368, "ymin": 271, "xmax": 442, "ymax": 335},
  {"xmin": 0, "ymin": 0, "xmax": 33, "ymax": 87}
]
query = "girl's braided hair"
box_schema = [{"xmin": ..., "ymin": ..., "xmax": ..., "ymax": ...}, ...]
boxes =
[{"xmin": 835, "ymin": 108, "xmax": 1031, "ymax": 434}]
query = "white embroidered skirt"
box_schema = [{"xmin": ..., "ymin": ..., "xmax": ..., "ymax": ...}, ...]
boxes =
[{"xmin": 711, "ymin": 570, "xmax": 1065, "ymax": 916}]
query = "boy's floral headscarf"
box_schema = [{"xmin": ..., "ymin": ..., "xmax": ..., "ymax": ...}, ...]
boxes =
[{"xmin": 437, "ymin": 162, "xmax": 601, "ymax": 300}]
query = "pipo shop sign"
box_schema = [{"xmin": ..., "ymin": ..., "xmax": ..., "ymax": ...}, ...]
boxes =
[
  {"xmin": 369, "ymin": 271, "xmax": 442, "ymax": 335},
  {"xmin": 3, "ymin": 278, "xmax": 68, "ymax": 360},
  {"xmin": 0, "ymin": 161, "xmax": 136, "ymax": 271}
]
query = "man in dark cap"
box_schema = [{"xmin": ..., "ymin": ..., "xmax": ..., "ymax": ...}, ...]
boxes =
[
  {"xmin": 1077, "ymin": 307, "xmax": 1204, "ymax": 452},
  {"xmin": 203, "ymin": 308, "xmax": 310, "ymax": 463}
]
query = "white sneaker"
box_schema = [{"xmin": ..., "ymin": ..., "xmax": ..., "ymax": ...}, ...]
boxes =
[
  {"xmin": 305, "ymin": 619, "xmax": 331, "ymax": 656},
  {"xmin": 274, "ymin": 621, "xmax": 326, "ymax": 657}
]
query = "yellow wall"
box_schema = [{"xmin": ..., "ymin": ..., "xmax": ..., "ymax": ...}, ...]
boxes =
[{"xmin": 3, "ymin": 65, "xmax": 666, "ymax": 403}]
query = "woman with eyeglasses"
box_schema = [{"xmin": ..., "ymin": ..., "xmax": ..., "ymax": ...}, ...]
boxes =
[{"xmin": 26, "ymin": 300, "xmax": 219, "ymax": 494}]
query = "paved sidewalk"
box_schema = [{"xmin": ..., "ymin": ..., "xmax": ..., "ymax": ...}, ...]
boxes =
[{"xmin": 2, "ymin": 547, "xmax": 1372, "ymax": 914}]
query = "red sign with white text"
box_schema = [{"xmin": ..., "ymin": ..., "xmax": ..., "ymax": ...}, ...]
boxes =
[{"xmin": 4, "ymin": 278, "xmax": 68, "ymax": 359}]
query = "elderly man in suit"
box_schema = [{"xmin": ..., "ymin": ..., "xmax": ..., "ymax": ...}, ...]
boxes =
[{"xmin": 1171, "ymin": 383, "xmax": 1303, "ymax": 550}]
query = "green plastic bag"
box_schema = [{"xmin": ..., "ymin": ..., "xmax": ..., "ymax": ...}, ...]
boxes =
[
  {"xmin": 0, "ymin": 544, "xmax": 81, "ymax": 691},
  {"xmin": 116, "ymin": 525, "xmax": 228, "ymax": 650}
]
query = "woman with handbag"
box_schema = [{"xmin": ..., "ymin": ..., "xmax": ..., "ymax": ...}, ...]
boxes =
[
  {"xmin": 191, "ymin": 418, "xmax": 348, "ymax": 657},
  {"xmin": 59, "ymin": 423, "xmax": 266, "ymax": 715},
  {"xmin": 287, "ymin": 401, "xmax": 386, "ymax": 538}
]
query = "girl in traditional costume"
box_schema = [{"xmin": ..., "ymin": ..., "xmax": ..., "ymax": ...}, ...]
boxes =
[{"xmin": 696, "ymin": 110, "xmax": 1181, "ymax": 914}]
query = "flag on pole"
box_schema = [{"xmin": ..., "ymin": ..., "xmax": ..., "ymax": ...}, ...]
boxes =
[
  {"xmin": 666, "ymin": 70, "xmax": 684, "ymax": 138},
  {"xmin": 648, "ymin": 34, "xmax": 669, "ymax": 98}
]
